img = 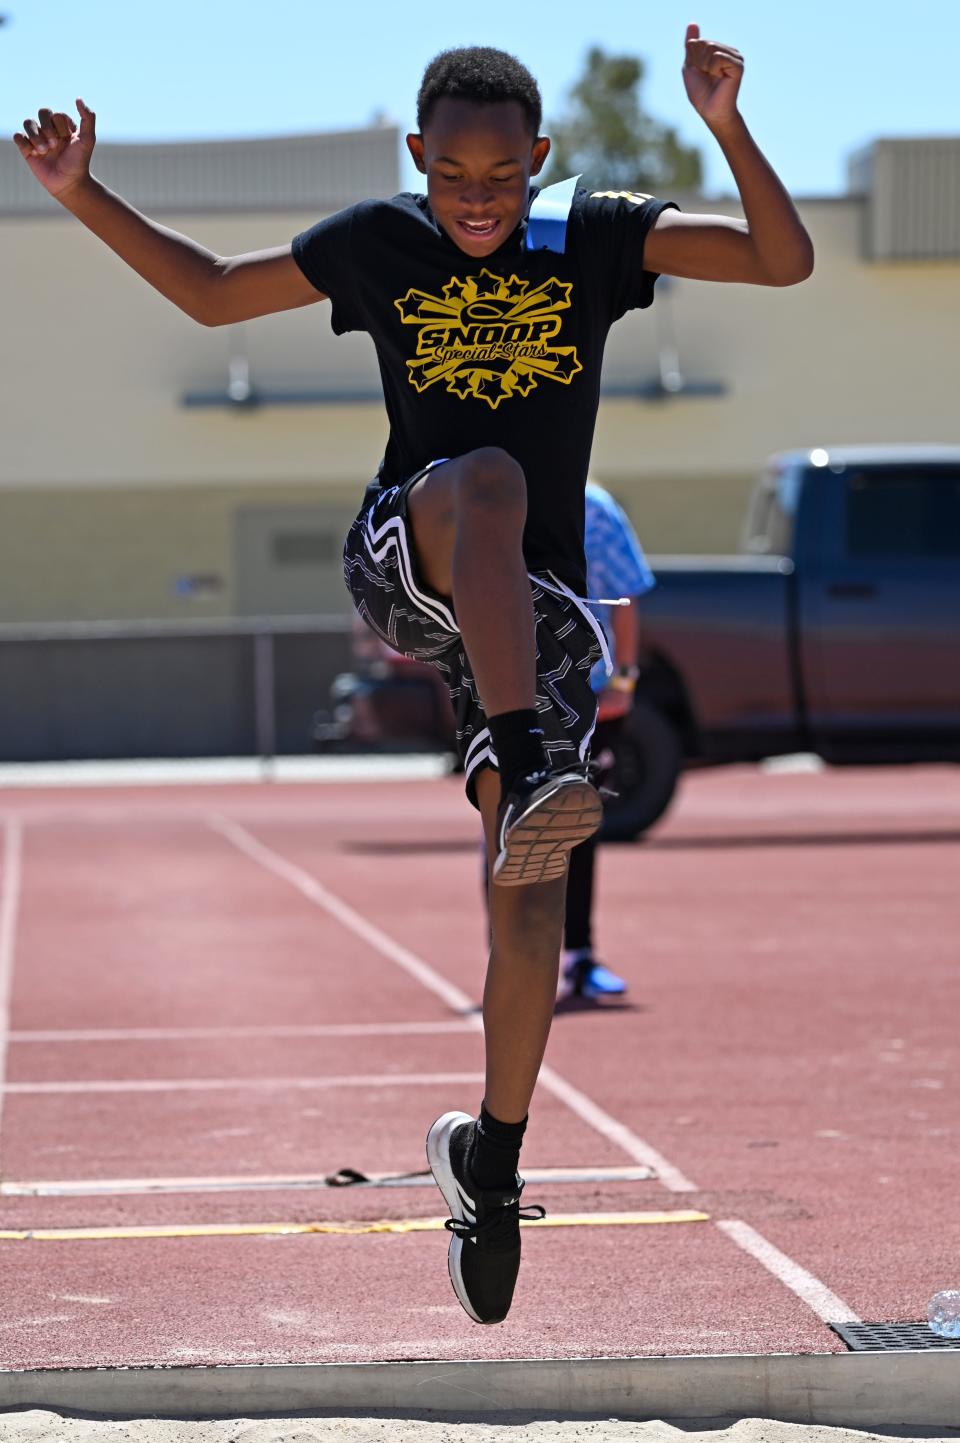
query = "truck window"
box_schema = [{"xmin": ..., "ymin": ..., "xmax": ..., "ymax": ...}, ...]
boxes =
[{"xmin": 845, "ymin": 468, "xmax": 960, "ymax": 558}]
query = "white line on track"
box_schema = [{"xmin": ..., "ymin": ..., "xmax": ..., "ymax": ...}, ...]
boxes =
[
  {"xmin": 207, "ymin": 813, "xmax": 474, "ymax": 1016},
  {"xmin": 536, "ymin": 1064, "xmax": 697, "ymax": 1193},
  {"xmin": 2, "ymin": 1165, "xmax": 655, "ymax": 1198},
  {"xmin": 759, "ymin": 754, "xmax": 825, "ymax": 775},
  {"xmin": 0, "ymin": 755, "xmax": 449, "ymax": 789},
  {"xmin": 9, "ymin": 1020, "xmax": 477, "ymax": 1044},
  {"xmin": 208, "ymin": 814, "xmax": 697, "ymax": 1191},
  {"xmin": 207, "ymin": 811, "xmax": 858, "ymax": 1329},
  {"xmin": 4, "ymin": 1072, "xmax": 484, "ymax": 1096},
  {"xmin": 716, "ymin": 1217, "xmax": 861, "ymax": 1323},
  {"xmin": 0, "ymin": 817, "xmax": 23, "ymax": 1173}
]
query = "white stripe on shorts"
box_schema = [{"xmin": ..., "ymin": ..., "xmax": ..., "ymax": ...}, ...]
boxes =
[
  {"xmin": 536, "ymin": 571, "xmax": 614, "ymax": 679},
  {"xmin": 364, "ymin": 510, "xmax": 459, "ymax": 635},
  {"xmin": 463, "ymin": 726, "xmax": 495, "ymax": 772},
  {"xmin": 463, "ymin": 727, "xmax": 499, "ymax": 791},
  {"xmin": 464, "ymin": 745, "xmax": 498, "ymax": 791}
]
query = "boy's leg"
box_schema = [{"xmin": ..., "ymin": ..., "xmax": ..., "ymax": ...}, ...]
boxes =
[
  {"xmin": 408, "ymin": 447, "xmax": 602, "ymax": 886},
  {"xmin": 407, "ymin": 447, "xmax": 535, "ymax": 718},
  {"xmin": 424, "ymin": 766, "xmax": 564, "ymax": 1326},
  {"xmin": 475, "ymin": 767, "xmax": 565, "ymax": 1122}
]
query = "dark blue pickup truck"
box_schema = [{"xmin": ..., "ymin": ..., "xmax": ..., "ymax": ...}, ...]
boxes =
[{"xmin": 612, "ymin": 445, "xmax": 960, "ymax": 836}]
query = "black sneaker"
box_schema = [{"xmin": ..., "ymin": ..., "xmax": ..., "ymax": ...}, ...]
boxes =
[
  {"xmin": 426, "ymin": 1110, "xmax": 545, "ymax": 1325},
  {"xmin": 492, "ymin": 768, "xmax": 602, "ymax": 887}
]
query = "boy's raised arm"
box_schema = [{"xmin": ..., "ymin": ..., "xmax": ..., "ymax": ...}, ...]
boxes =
[
  {"xmin": 13, "ymin": 101, "xmax": 323, "ymax": 325},
  {"xmin": 643, "ymin": 25, "xmax": 814, "ymax": 287}
]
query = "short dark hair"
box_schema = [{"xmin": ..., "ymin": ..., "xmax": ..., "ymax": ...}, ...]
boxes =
[{"xmin": 417, "ymin": 46, "xmax": 542, "ymax": 136}]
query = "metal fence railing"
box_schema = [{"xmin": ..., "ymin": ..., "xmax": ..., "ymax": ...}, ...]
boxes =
[{"xmin": 0, "ymin": 615, "xmax": 354, "ymax": 764}]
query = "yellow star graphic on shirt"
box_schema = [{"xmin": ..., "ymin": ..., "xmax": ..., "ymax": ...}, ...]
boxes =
[{"xmin": 394, "ymin": 268, "xmax": 582, "ymax": 409}]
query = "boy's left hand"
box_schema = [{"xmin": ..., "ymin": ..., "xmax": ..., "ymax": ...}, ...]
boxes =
[
  {"xmin": 597, "ymin": 685, "xmax": 633, "ymax": 723},
  {"xmin": 682, "ymin": 22, "xmax": 743, "ymax": 130}
]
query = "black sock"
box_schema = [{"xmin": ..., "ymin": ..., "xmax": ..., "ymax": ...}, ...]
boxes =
[
  {"xmin": 469, "ymin": 1102, "xmax": 527, "ymax": 1190},
  {"xmin": 487, "ymin": 709, "xmax": 547, "ymax": 796}
]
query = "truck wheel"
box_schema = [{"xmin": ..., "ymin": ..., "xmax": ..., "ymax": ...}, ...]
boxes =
[{"xmin": 599, "ymin": 701, "xmax": 683, "ymax": 842}]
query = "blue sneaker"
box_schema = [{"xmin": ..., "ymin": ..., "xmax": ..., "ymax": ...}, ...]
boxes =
[{"xmin": 563, "ymin": 954, "xmax": 628, "ymax": 1000}]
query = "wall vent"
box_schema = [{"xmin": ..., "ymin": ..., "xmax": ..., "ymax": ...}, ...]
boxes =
[{"xmin": 850, "ymin": 138, "xmax": 960, "ymax": 260}]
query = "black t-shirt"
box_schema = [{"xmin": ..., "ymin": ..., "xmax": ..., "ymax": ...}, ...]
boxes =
[{"xmin": 292, "ymin": 186, "xmax": 677, "ymax": 592}]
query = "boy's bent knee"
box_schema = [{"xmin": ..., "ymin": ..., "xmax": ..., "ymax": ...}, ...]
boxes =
[{"xmin": 455, "ymin": 447, "xmax": 526, "ymax": 518}]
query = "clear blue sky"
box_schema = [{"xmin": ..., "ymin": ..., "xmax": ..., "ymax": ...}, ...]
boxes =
[{"xmin": 3, "ymin": 0, "xmax": 956, "ymax": 197}]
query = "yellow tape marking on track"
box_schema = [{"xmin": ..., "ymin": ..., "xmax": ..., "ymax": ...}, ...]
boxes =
[{"xmin": 0, "ymin": 1210, "xmax": 709, "ymax": 1242}]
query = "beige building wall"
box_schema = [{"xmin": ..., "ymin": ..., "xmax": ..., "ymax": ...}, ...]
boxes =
[
  {"xmin": 3, "ymin": 169, "xmax": 958, "ymax": 622},
  {"xmin": 0, "ymin": 481, "xmax": 363, "ymax": 624}
]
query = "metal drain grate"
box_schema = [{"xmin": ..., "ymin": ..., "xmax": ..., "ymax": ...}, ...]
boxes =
[{"xmin": 831, "ymin": 1321, "xmax": 960, "ymax": 1351}]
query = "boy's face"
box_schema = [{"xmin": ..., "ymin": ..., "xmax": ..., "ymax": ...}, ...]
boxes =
[{"xmin": 407, "ymin": 99, "xmax": 550, "ymax": 258}]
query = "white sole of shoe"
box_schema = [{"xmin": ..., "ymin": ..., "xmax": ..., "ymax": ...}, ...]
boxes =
[
  {"xmin": 425, "ymin": 1110, "xmax": 484, "ymax": 1325},
  {"xmin": 493, "ymin": 777, "xmax": 603, "ymax": 887}
]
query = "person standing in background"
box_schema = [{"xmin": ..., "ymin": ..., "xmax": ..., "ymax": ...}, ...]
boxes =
[{"xmin": 559, "ymin": 480, "xmax": 656, "ymax": 1001}]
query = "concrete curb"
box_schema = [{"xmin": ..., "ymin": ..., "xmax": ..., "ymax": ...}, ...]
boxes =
[{"xmin": 1, "ymin": 1352, "xmax": 957, "ymax": 1429}]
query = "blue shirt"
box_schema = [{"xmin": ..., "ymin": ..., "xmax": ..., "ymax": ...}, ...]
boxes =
[{"xmin": 584, "ymin": 481, "xmax": 656, "ymax": 693}]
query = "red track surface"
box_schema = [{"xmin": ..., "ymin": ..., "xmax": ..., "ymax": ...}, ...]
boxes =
[{"xmin": 0, "ymin": 763, "xmax": 957, "ymax": 1369}]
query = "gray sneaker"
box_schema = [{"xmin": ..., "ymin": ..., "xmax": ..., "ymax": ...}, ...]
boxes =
[{"xmin": 492, "ymin": 768, "xmax": 602, "ymax": 887}]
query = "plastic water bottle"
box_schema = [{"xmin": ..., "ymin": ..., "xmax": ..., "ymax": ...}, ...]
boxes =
[{"xmin": 928, "ymin": 1290, "xmax": 960, "ymax": 1338}]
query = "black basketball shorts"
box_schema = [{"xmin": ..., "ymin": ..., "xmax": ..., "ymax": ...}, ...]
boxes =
[{"xmin": 342, "ymin": 461, "xmax": 609, "ymax": 808}]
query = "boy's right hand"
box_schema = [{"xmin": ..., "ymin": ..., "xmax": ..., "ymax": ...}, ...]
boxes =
[{"xmin": 13, "ymin": 99, "xmax": 96, "ymax": 199}]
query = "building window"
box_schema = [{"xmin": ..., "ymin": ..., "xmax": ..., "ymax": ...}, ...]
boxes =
[{"xmin": 272, "ymin": 532, "xmax": 338, "ymax": 565}]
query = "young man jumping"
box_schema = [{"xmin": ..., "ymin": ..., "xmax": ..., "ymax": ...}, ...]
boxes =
[{"xmin": 16, "ymin": 24, "xmax": 812, "ymax": 1325}]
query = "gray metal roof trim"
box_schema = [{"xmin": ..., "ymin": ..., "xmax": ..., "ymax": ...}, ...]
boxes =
[{"xmin": 0, "ymin": 127, "xmax": 401, "ymax": 216}]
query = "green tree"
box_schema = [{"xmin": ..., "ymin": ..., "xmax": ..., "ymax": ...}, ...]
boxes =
[{"xmin": 544, "ymin": 47, "xmax": 702, "ymax": 193}]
